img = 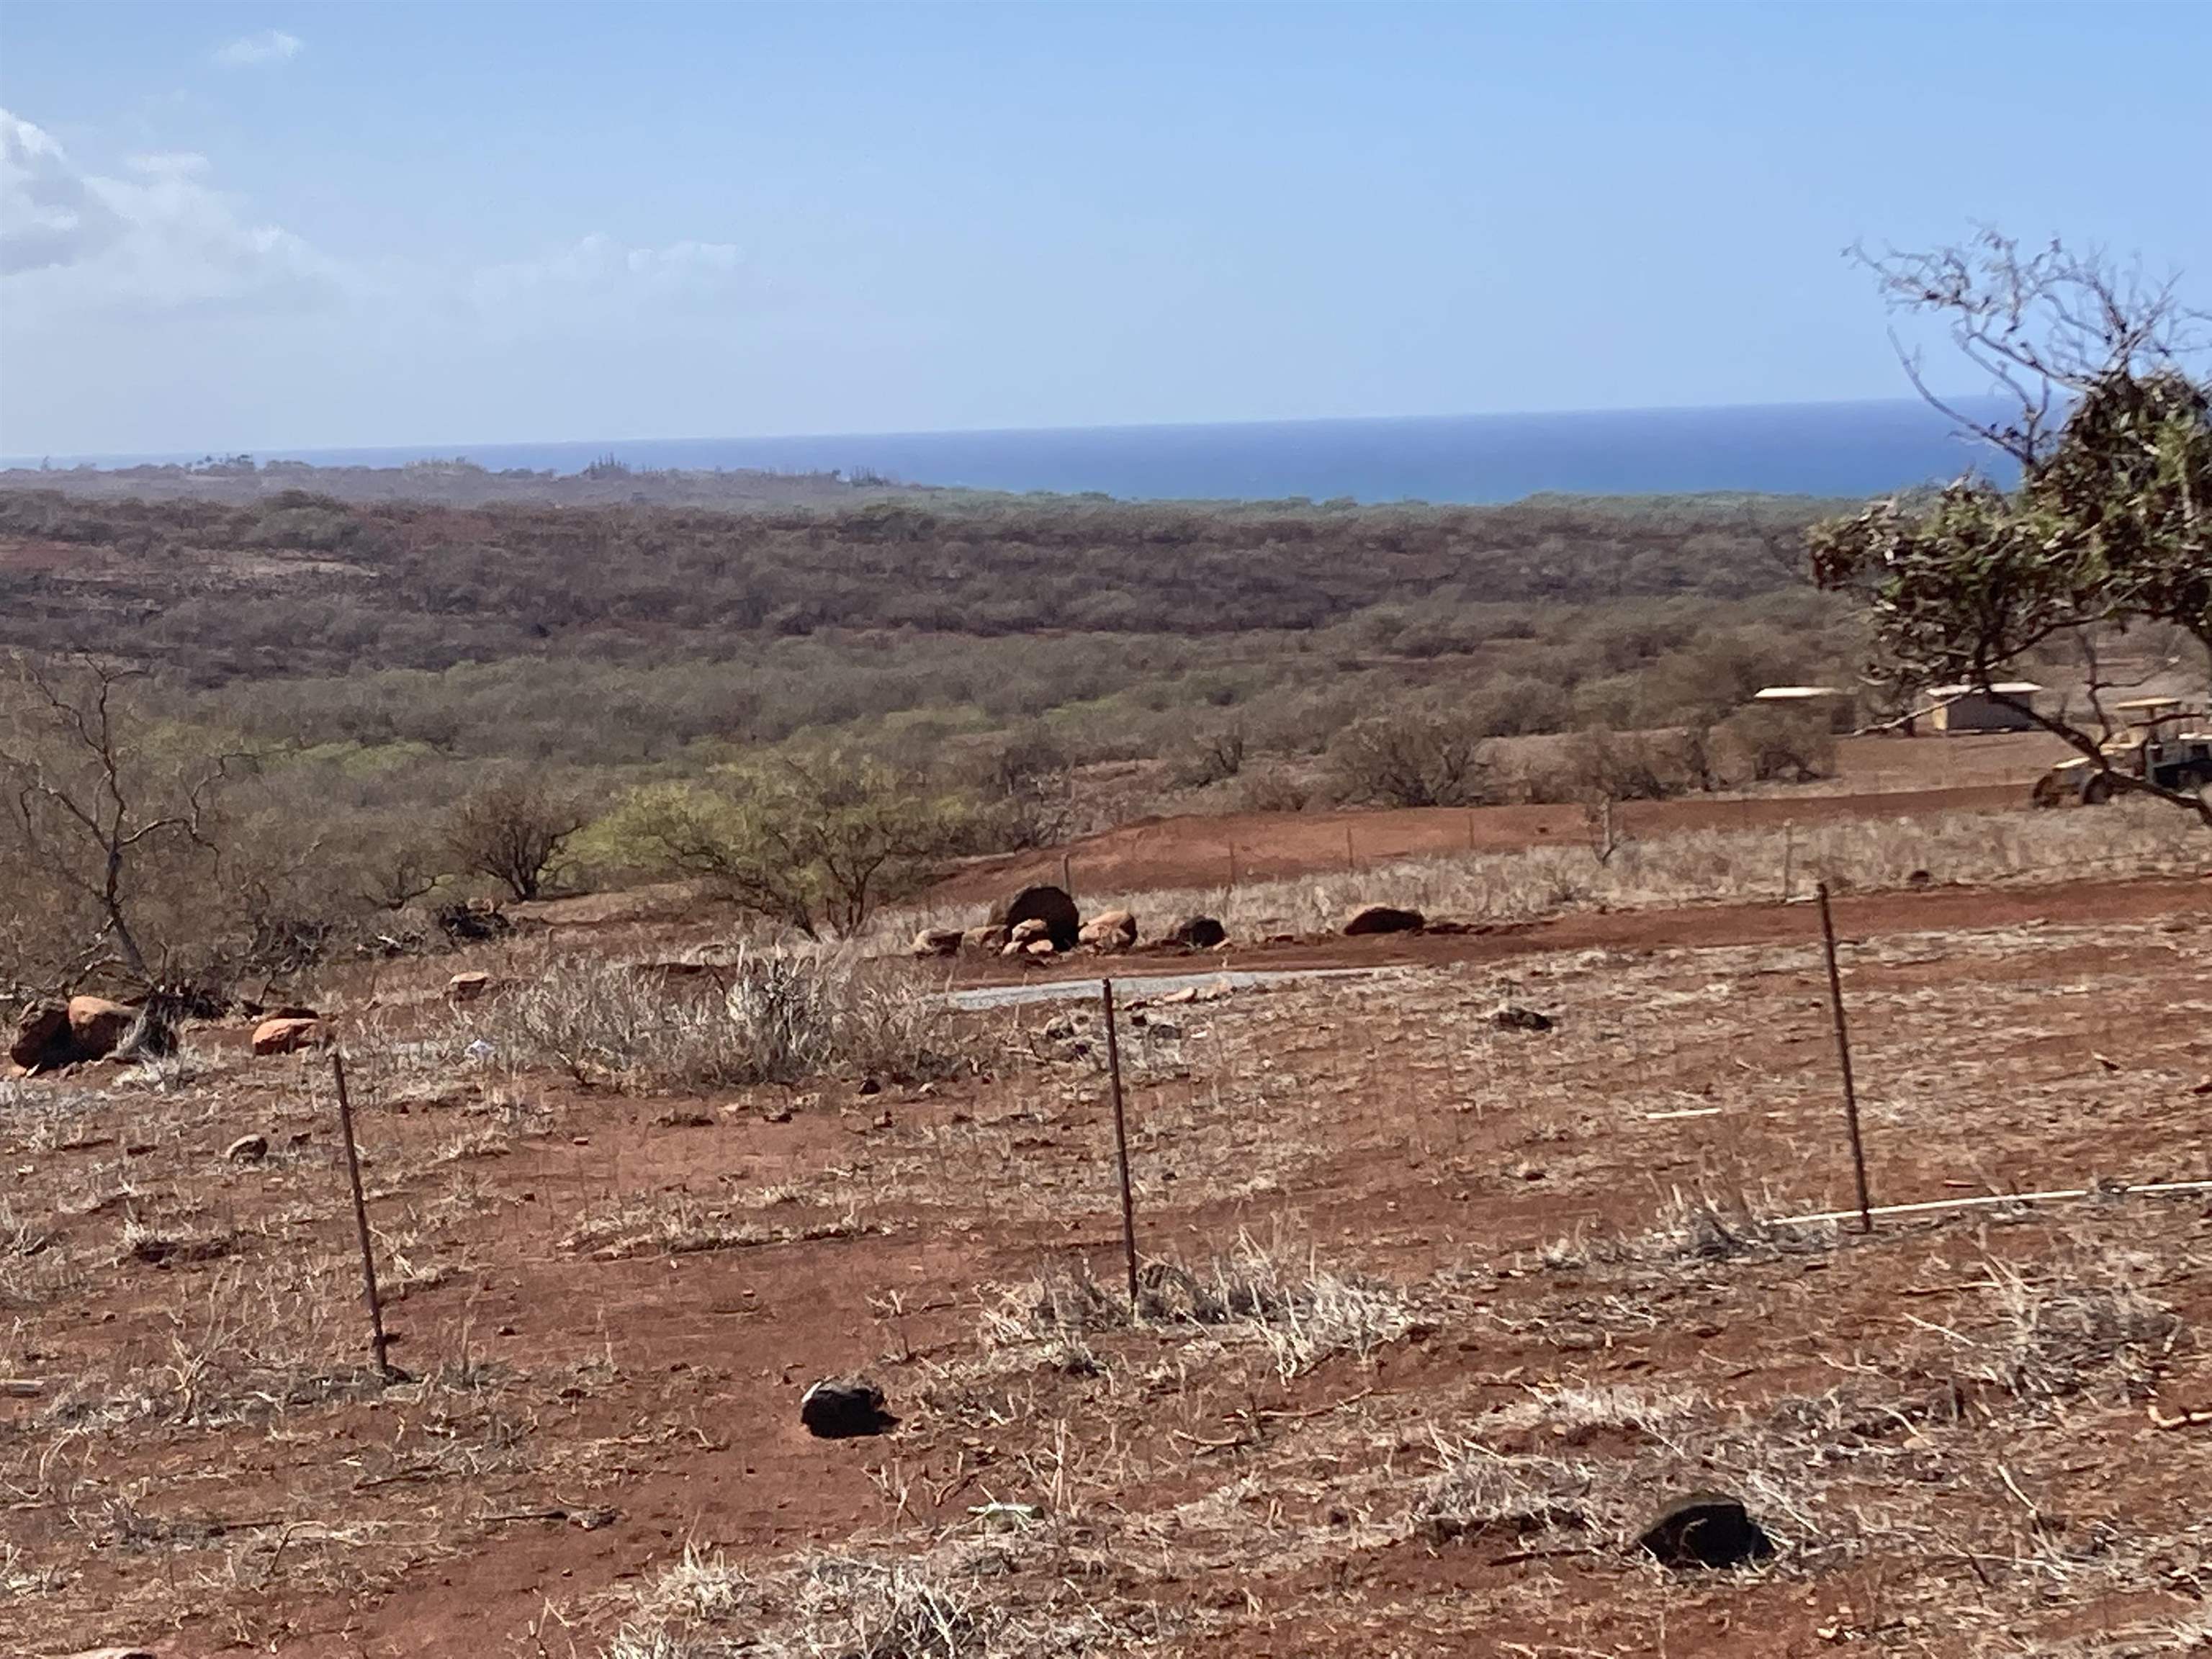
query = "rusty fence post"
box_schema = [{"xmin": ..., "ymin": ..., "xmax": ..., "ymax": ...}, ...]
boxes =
[
  {"xmin": 1815, "ymin": 884, "xmax": 1874, "ymax": 1233},
  {"xmin": 331, "ymin": 1050, "xmax": 395, "ymax": 1375},
  {"xmin": 1101, "ymin": 979, "xmax": 1140, "ymax": 1316}
]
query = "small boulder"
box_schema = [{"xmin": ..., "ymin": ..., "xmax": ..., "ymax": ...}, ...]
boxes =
[
  {"xmin": 1344, "ymin": 904, "xmax": 1424, "ymax": 937},
  {"xmin": 992, "ymin": 884, "xmax": 1082, "ymax": 952},
  {"xmin": 9, "ymin": 997, "xmax": 138, "ymax": 1071},
  {"xmin": 912, "ymin": 927, "xmax": 963, "ymax": 958},
  {"xmin": 799, "ymin": 1375, "xmax": 895, "ymax": 1439},
  {"xmin": 1008, "ymin": 917, "xmax": 1052, "ymax": 947},
  {"xmin": 1635, "ymin": 1492, "xmax": 1775, "ymax": 1570},
  {"xmin": 1024, "ymin": 938, "xmax": 1056, "ymax": 959},
  {"xmin": 434, "ymin": 899, "xmax": 509, "ymax": 943},
  {"xmin": 8, "ymin": 1000, "xmax": 70, "ymax": 1071},
  {"xmin": 68, "ymin": 996, "xmax": 135, "ymax": 1059},
  {"xmin": 1167, "ymin": 914, "xmax": 1227, "ymax": 949},
  {"xmin": 446, "ymin": 971, "xmax": 492, "ymax": 1004},
  {"xmin": 1079, "ymin": 909, "xmax": 1138, "ymax": 950},
  {"xmin": 1491, "ymin": 1005, "xmax": 1555, "ymax": 1033},
  {"xmin": 251, "ymin": 1016, "xmax": 323, "ymax": 1057},
  {"xmin": 225, "ymin": 1133, "xmax": 271, "ymax": 1164},
  {"xmin": 961, "ymin": 925, "xmax": 1010, "ymax": 955}
]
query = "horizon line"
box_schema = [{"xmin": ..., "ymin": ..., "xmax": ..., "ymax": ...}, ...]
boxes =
[{"xmin": 1, "ymin": 390, "xmax": 2008, "ymax": 472}]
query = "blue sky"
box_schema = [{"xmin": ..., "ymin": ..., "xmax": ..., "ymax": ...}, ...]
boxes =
[{"xmin": 2, "ymin": 1, "xmax": 2206, "ymax": 457}]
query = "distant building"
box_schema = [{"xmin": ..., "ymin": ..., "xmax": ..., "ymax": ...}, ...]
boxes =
[
  {"xmin": 1920, "ymin": 682, "xmax": 2044, "ymax": 734},
  {"xmin": 1751, "ymin": 685, "xmax": 1858, "ymax": 732}
]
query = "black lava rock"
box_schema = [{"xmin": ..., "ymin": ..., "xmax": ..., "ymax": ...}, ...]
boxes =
[
  {"xmin": 799, "ymin": 1376, "xmax": 896, "ymax": 1439},
  {"xmin": 1636, "ymin": 1491, "xmax": 1776, "ymax": 1569},
  {"xmin": 1491, "ymin": 1005, "xmax": 1555, "ymax": 1033}
]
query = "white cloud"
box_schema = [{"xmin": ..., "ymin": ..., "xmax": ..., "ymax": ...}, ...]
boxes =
[
  {"xmin": 467, "ymin": 233, "xmax": 756, "ymax": 331},
  {"xmin": 0, "ymin": 107, "xmax": 341, "ymax": 310},
  {"xmin": 212, "ymin": 30, "xmax": 303, "ymax": 68},
  {"xmin": 125, "ymin": 151, "xmax": 212, "ymax": 180},
  {"xmin": 0, "ymin": 109, "xmax": 125, "ymax": 274},
  {"xmin": 4, "ymin": 120, "xmax": 753, "ymax": 331}
]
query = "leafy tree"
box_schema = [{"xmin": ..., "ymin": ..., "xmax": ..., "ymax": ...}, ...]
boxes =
[
  {"xmin": 592, "ymin": 751, "xmax": 967, "ymax": 937},
  {"xmin": 1808, "ymin": 233, "xmax": 2210, "ymax": 823}
]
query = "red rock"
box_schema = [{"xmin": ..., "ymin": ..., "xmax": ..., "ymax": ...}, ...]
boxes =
[
  {"xmin": 251, "ymin": 1016, "xmax": 323, "ymax": 1057},
  {"xmin": 1079, "ymin": 909, "xmax": 1138, "ymax": 950},
  {"xmin": 911, "ymin": 928, "xmax": 963, "ymax": 958}
]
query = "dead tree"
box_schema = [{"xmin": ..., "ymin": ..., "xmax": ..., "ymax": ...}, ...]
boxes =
[{"xmin": 0, "ymin": 655, "xmax": 241, "ymax": 988}]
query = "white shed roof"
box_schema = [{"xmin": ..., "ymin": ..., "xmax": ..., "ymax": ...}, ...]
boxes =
[
  {"xmin": 1925, "ymin": 682, "xmax": 2043, "ymax": 698},
  {"xmin": 1753, "ymin": 685, "xmax": 1850, "ymax": 701}
]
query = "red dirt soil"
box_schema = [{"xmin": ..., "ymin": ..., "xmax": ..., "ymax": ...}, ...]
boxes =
[{"xmin": 14, "ymin": 878, "xmax": 2195, "ymax": 1657}]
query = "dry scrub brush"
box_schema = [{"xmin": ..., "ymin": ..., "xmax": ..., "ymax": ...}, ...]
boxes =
[{"xmin": 449, "ymin": 945, "xmax": 974, "ymax": 1092}]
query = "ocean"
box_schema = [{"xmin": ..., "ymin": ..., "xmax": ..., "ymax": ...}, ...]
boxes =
[{"xmin": 16, "ymin": 397, "xmax": 2018, "ymax": 505}]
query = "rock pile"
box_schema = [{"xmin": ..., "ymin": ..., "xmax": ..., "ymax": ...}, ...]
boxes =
[
  {"xmin": 993, "ymin": 884, "xmax": 1082, "ymax": 951},
  {"xmin": 912, "ymin": 886, "xmax": 1206, "ymax": 963}
]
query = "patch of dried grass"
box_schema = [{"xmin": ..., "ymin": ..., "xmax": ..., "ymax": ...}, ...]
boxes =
[
  {"xmin": 604, "ymin": 1542, "xmax": 1133, "ymax": 1658},
  {"xmin": 450, "ymin": 945, "xmax": 976, "ymax": 1093},
  {"xmin": 986, "ymin": 1233, "xmax": 1416, "ymax": 1380},
  {"xmin": 559, "ymin": 1192, "xmax": 877, "ymax": 1261}
]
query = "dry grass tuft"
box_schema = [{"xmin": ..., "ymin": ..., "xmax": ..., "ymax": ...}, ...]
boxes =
[
  {"xmin": 449, "ymin": 945, "xmax": 974, "ymax": 1092},
  {"xmin": 1954, "ymin": 1254, "xmax": 2180, "ymax": 1404},
  {"xmin": 560, "ymin": 1192, "xmax": 876, "ymax": 1261},
  {"xmin": 989, "ymin": 1234, "xmax": 1416, "ymax": 1380},
  {"xmin": 0, "ymin": 1196, "xmax": 72, "ymax": 1309},
  {"xmin": 1418, "ymin": 1439, "xmax": 1596, "ymax": 1543},
  {"xmin": 604, "ymin": 1543, "xmax": 1125, "ymax": 1658},
  {"xmin": 1540, "ymin": 1190, "xmax": 1838, "ymax": 1271}
]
